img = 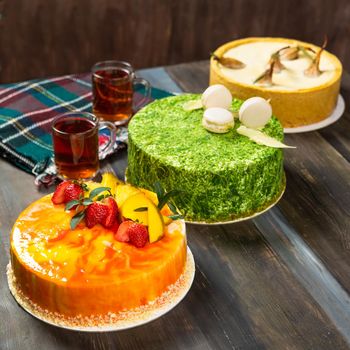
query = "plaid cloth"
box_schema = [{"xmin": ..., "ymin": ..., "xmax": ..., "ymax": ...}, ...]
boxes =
[{"xmin": 0, "ymin": 73, "xmax": 173, "ymax": 177}]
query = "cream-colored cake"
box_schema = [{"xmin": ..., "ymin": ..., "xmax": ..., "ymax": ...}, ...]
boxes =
[{"xmin": 210, "ymin": 37, "xmax": 342, "ymax": 128}]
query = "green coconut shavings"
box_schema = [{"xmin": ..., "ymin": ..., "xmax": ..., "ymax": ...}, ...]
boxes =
[{"xmin": 127, "ymin": 94, "xmax": 285, "ymax": 222}]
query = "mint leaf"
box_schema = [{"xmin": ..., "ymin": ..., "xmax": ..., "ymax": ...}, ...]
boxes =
[
  {"xmin": 158, "ymin": 190, "xmax": 181, "ymax": 210},
  {"xmin": 168, "ymin": 202, "xmax": 178, "ymax": 214},
  {"xmin": 89, "ymin": 187, "xmax": 111, "ymax": 200},
  {"xmin": 168, "ymin": 214, "xmax": 184, "ymax": 220},
  {"xmin": 70, "ymin": 210, "xmax": 85, "ymax": 230},
  {"xmin": 153, "ymin": 181, "xmax": 164, "ymax": 201},
  {"xmin": 82, "ymin": 198, "xmax": 93, "ymax": 206},
  {"xmin": 65, "ymin": 200, "xmax": 80, "ymax": 211},
  {"xmin": 134, "ymin": 207, "xmax": 148, "ymax": 212}
]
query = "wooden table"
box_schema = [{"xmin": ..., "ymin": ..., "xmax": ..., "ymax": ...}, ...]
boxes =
[{"xmin": 1, "ymin": 62, "xmax": 350, "ymax": 349}]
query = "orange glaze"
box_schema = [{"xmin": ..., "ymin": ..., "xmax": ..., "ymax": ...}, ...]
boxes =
[{"xmin": 10, "ymin": 195, "xmax": 187, "ymax": 317}]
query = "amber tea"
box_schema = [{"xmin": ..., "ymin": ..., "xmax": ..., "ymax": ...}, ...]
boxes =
[
  {"xmin": 92, "ymin": 61, "xmax": 150, "ymax": 125},
  {"xmin": 52, "ymin": 112, "xmax": 116, "ymax": 180},
  {"xmin": 93, "ymin": 68, "xmax": 133, "ymax": 123}
]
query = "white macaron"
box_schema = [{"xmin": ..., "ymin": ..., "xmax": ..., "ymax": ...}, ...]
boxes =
[
  {"xmin": 202, "ymin": 107, "xmax": 234, "ymax": 133},
  {"xmin": 239, "ymin": 97, "xmax": 272, "ymax": 129},
  {"xmin": 201, "ymin": 85, "xmax": 232, "ymax": 110}
]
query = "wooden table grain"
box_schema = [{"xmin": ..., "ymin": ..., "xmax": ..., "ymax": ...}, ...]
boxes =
[{"xmin": 1, "ymin": 62, "xmax": 350, "ymax": 350}]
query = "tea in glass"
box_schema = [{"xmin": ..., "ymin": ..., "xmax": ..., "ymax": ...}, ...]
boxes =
[
  {"xmin": 92, "ymin": 61, "xmax": 150, "ymax": 125},
  {"xmin": 52, "ymin": 112, "xmax": 116, "ymax": 180}
]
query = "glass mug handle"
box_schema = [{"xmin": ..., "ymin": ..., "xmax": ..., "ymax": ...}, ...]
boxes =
[
  {"xmin": 98, "ymin": 121, "xmax": 117, "ymax": 159},
  {"xmin": 133, "ymin": 77, "xmax": 151, "ymax": 111}
]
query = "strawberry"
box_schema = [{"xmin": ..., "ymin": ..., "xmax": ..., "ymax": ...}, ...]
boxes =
[
  {"xmin": 52, "ymin": 181, "xmax": 71, "ymax": 204},
  {"xmin": 102, "ymin": 197, "xmax": 119, "ymax": 228},
  {"xmin": 64, "ymin": 183, "xmax": 84, "ymax": 203},
  {"xmin": 85, "ymin": 202, "xmax": 109, "ymax": 228},
  {"xmin": 115, "ymin": 221, "xmax": 133, "ymax": 242},
  {"xmin": 108, "ymin": 220, "xmax": 120, "ymax": 234},
  {"xmin": 128, "ymin": 223, "xmax": 149, "ymax": 248}
]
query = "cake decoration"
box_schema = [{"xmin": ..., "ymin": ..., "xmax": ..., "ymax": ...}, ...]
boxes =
[
  {"xmin": 211, "ymin": 53, "xmax": 246, "ymax": 69},
  {"xmin": 279, "ymin": 46, "xmax": 300, "ymax": 60},
  {"xmin": 253, "ymin": 61, "xmax": 274, "ymax": 86},
  {"xmin": 304, "ymin": 36, "xmax": 327, "ymax": 77},
  {"xmin": 202, "ymin": 107, "xmax": 234, "ymax": 133},
  {"xmin": 202, "ymin": 84, "xmax": 233, "ymax": 109},
  {"xmin": 237, "ymin": 125, "xmax": 295, "ymax": 149},
  {"xmin": 183, "ymin": 84, "xmax": 232, "ymax": 111},
  {"xmin": 183, "ymin": 84, "xmax": 293, "ymax": 146},
  {"xmin": 269, "ymin": 52, "xmax": 285, "ymax": 73},
  {"xmin": 238, "ymin": 97, "xmax": 272, "ymax": 128}
]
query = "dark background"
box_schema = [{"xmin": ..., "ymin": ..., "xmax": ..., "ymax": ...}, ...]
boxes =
[{"xmin": 0, "ymin": 0, "xmax": 349, "ymax": 83}]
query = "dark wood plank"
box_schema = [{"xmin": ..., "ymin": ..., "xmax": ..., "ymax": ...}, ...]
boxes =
[{"xmin": 1, "ymin": 0, "xmax": 350, "ymax": 83}]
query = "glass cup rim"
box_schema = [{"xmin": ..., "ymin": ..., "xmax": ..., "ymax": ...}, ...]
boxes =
[
  {"xmin": 92, "ymin": 60, "xmax": 134, "ymax": 82},
  {"xmin": 52, "ymin": 111, "xmax": 98, "ymax": 137}
]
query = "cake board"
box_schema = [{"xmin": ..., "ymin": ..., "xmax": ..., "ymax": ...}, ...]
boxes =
[{"xmin": 186, "ymin": 179, "xmax": 286, "ymax": 225}]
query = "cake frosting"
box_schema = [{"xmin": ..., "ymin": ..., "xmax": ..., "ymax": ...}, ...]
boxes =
[
  {"xmin": 221, "ymin": 41, "xmax": 336, "ymax": 90},
  {"xmin": 127, "ymin": 94, "xmax": 285, "ymax": 223},
  {"xmin": 210, "ymin": 37, "xmax": 342, "ymax": 127},
  {"xmin": 10, "ymin": 193, "xmax": 187, "ymax": 319}
]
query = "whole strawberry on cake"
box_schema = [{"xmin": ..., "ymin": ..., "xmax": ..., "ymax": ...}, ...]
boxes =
[{"xmin": 8, "ymin": 173, "xmax": 192, "ymax": 329}]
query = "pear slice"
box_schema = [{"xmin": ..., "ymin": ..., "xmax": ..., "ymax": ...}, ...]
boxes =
[
  {"xmin": 183, "ymin": 99, "xmax": 203, "ymax": 111},
  {"xmin": 237, "ymin": 126, "xmax": 296, "ymax": 149}
]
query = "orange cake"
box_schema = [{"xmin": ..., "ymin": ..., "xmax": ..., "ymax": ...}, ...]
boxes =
[
  {"xmin": 8, "ymin": 176, "xmax": 189, "ymax": 327},
  {"xmin": 210, "ymin": 37, "xmax": 342, "ymax": 128}
]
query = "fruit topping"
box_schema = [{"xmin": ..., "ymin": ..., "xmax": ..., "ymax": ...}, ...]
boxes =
[
  {"xmin": 278, "ymin": 46, "xmax": 299, "ymax": 60},
  {"xmin": 102, "ymin": 197, "xmax": 119, "ymax": 228},
  {"xmin": 254, "ymin": 61, "xmax": 274, "ymax": 86},
  {"xmin": 211, "ymin": 53, "xmax": 246, "ymax": 69},
  {"xmin": 51, "ymin": 181, "xmax": 72, "ymax": 204},
  {"xmin": 108, "ymin": 220, "xmax": 120, "ymax": 234},
  {"xmin": 51, "ymin": 174, "xmax": 181, "ymax": 247},
  {"xmin": 304, "ymin": 36, "xmax": 327, "ymax": 78},
  {"xmin": 63, "ymin": 183, "xmax": 84, "ymax": 203},
  {"xmin": 128, "ymin": 223, "xmax": 149, "ymax": 248},
  {"xmin": 52, "ymin": 181, "xmax": 86, "ymax": 205},
  {"xmin": 115, "ymin": 221, "xmax": 133, "ymax": 242},
  {"xmin": 269, "ymin": 52, "xmax": 285, "ymax": 73},
  {"xmin": 237, "ymin": 125, "xmax": 296, "ymax": 149},
  {"xmin": 85, "ymin": 202, "xmax": 109, "ymax": 228}
]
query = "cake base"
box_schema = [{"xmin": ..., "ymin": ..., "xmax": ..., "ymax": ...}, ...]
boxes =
[
  {"xmin": 186, "ymin": 178, "xmax": 286, "ymax": 225},
  {"xmin": 7, "ymin": 248, "xmax": 195, "ymax": 332},
  {"xmin": 284, "ymin": 94, "xmax": 345, "ymax": 134}
]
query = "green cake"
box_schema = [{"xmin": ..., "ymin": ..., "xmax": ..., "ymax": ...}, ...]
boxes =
[{"xmin": 127, "ymin": 94, "xmax": 285, "ymax": 223}]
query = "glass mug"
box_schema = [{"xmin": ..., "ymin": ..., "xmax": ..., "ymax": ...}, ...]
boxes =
[
  {"xmin": 92, "ymin": 60, "xmax": 151, "ymax": 125},
  {"xmin": 52, "ymin": 112, "xmax": 116, "ymax": 180}
]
